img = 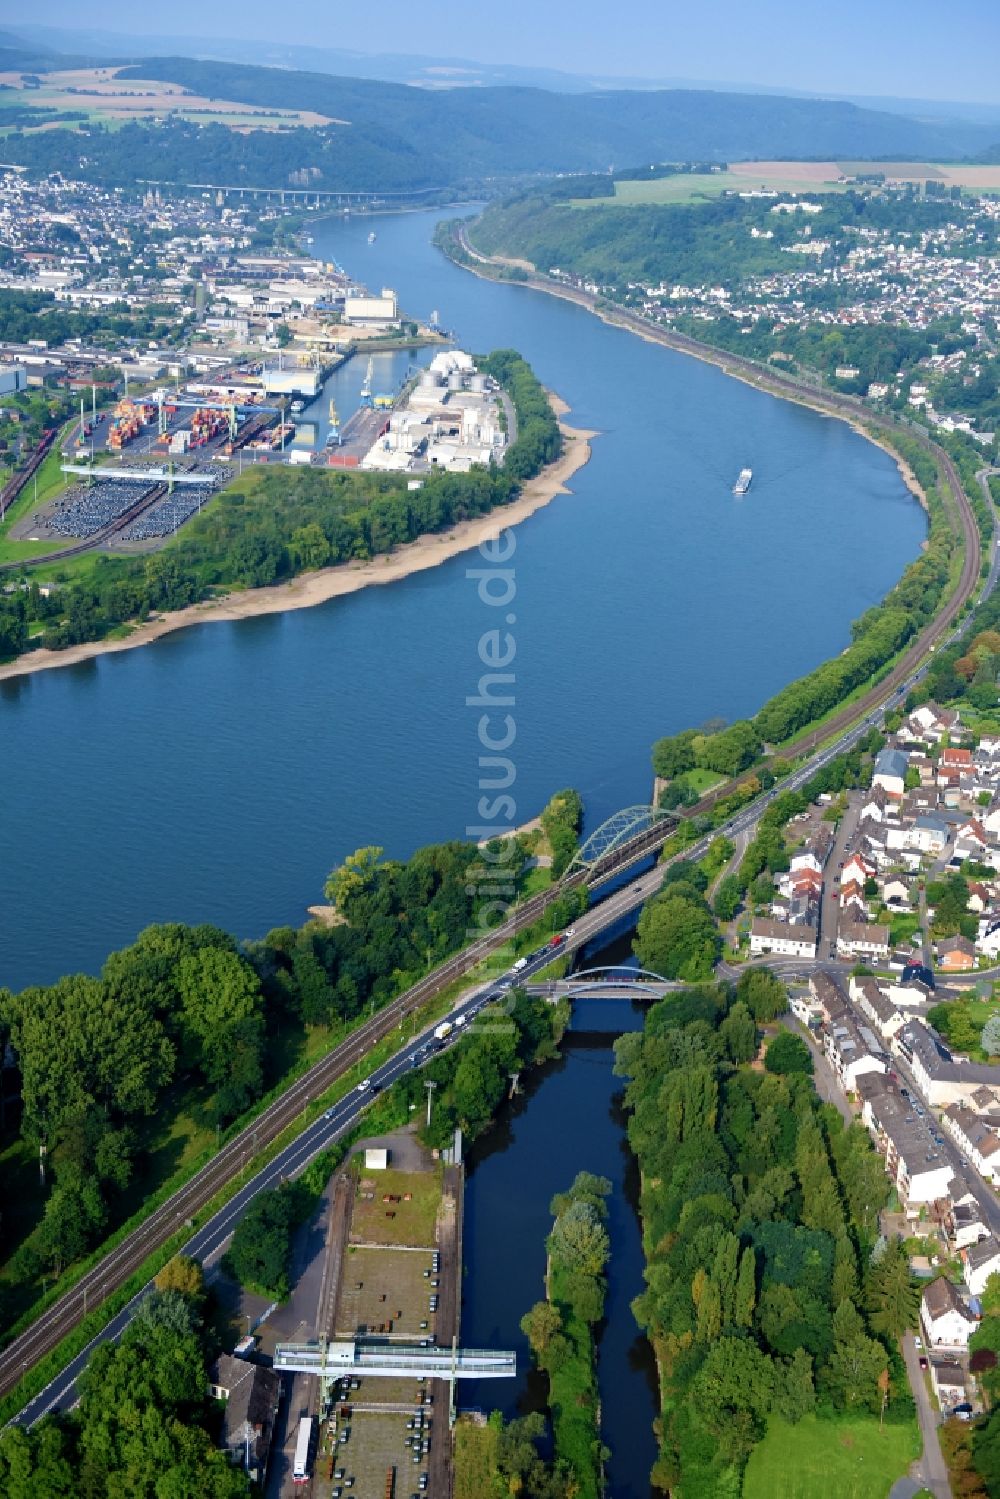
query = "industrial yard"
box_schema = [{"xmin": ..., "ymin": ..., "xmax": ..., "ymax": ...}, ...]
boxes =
[{"xmin": 251, "ymin": 1135, "xmax": 463, "ymax": 1499}]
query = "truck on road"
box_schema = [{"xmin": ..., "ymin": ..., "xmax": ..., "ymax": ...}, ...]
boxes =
[
  {"xmin": 433, "ymin": 1021, "xmax": 454, "ymax": 1042},
  {"xmin": 293, "ymin": 1416, "xmax": 313, "ymax": 1484}
]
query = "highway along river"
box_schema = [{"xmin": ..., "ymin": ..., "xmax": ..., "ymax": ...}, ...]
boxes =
[{"xmin": 1, "ymin": 204, "xmax": 924, "ymax": 990}]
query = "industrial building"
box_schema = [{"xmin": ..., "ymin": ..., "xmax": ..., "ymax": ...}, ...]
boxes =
[
  {"xmin": 344, "ymin": 288, "xmax": 399, "ymax": 327},
  {"xmin": 0, "ymin": 363, "xmax": 27, "ymax": 395},
  {"xmin": 361, "ymin": 351, "xmax": 507, "ymax": 475}
]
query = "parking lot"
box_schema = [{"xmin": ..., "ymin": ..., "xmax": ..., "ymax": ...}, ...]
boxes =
[
  {"xmin": 320, "ymin": 1402, "xmax": 435, "ymax": 1499},
  {"xmin": 25, "ymin": 476, "xmax": 156, "ymax": 539},
  {"xmin": 336, "ymin": 1245, "xmax": 441, "ymax": 1343}
]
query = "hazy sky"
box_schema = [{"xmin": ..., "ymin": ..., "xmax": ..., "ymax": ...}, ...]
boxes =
[{"xmin": 17, "ymin": 0, "xmax": 1000, "ymax": 103}]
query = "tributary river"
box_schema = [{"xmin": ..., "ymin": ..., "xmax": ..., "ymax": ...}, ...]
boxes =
[{"xmin": 1, "ymin": 203, "xmax": 926, "ymax": 1493}]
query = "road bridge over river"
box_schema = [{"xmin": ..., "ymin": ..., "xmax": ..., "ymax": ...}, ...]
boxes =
[{"xmin": 7, "ymin": 466, "xmax": 1000, "ymax": 1425}]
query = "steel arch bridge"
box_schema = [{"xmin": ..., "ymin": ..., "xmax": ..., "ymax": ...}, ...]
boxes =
[
  {"xmin": 554, "ymin": 965, "xmax": 672, "ymax": 998},
  {"xmin": 564, "ymin": 804, "xmax": 676, "ymax": 877}
]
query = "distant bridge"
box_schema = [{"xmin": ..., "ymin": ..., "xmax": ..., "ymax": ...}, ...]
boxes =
[
  {"xmin": 527, "ymin": 965, "xmax": 675, "ymax": 1001},
  {"xmin": 274, "ymin": 1338, "xmax": 516, "ymax": 1381},
  {"xmin": 138, "ymin": 180, "xmax": 446, "ymax": 207}
]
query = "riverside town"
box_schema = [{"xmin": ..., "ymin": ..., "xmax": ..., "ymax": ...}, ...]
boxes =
[{"xmin": 3, "ymin": 9, "xmax": 1000, "ymax": 1499}]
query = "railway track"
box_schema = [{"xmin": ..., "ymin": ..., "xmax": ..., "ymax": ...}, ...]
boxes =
[
  {"xmin": 455, "ymin": 230, "xmax": 985, "ymax": 808},
  {"xmin": 2, "ymin": 246, "xmax": 987, "ymax": 1406},
  {"xmin": 0, "ymin": 826, "xmax": 670, "ymax": 1402},
  {"xmin": 0, "ymin": 482, "xmax": 171, "ymax": 573}
]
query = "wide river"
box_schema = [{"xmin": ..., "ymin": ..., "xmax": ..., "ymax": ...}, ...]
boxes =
[
  {"xmin": 1, "ymin": 205, "xmax": 923, "ymax": 990},
  {"xmin": 2, "ymin": 205, "xmax": 928, "ymax": 1493}
]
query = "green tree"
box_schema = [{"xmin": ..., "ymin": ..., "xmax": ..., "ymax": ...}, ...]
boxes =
[
  {"xmin": 175, "ymin": 945, "xmax": 263, "ymax": 1089},
  {"xmin": 714, "ymin": 873, "xmax": 742, "ymax": 921},
  {"xmin": 223, "ymin": 1183, "xmax": 301, "ymax": 1299},
  {"xmin": 777, "ymin": 1347, "xmax": 816, "ymax": 1424},
  {"xmin": 521, "ymin": 1300, "xmax": 568, "ymax": 1370},
  {"xmin": 734, "ymin": 1245, "xmax": 757, "ymax": 1327},
  {"xmin": 736, "ymin": 968, "xmax": 788, "ymax": 1022},
  {"xmin": 764, "ymin": 1031, "xmax": 813, "ymax": 1076},
  {"xmin": 154, "ymin": 1254, "xmax": 206, "ymax": 1304},
  {"xmin": 324, "ymin": 845, "xmax": 385, "ymax": 913},
  {"xmin": 547, "ymin": 1200, "xmax": 610, "ymax": 1279},
  {"xmin": 634, "ymin": 887, "xmax": 720, "ymax": 981},
  {"xmin": 866, "ymin": 1240, "xmax": 920, "ymax": 1340},
  {"xmin": 720, "ymin": 1001, "xmax": 757, "ymax": 1064},
  {"xmin": 825, "ymin": 1299, "xmax": 889, "ymax": 1411}
]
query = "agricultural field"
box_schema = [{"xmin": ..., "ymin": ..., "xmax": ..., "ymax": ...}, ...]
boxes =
[
  {"xmin": 572, "ymin": 158, "xmax": 1000, "ymax": 208},
  {"xmin": 0, "ymin": 68, "xmax": 333, "ymax": 131}
]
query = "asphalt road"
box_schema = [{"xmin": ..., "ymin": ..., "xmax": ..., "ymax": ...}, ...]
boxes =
[
  {"xmin": 901, "ymin": 1331, "xmax": 952, "ymax": 1499},
  {"xmin": 7, "ymin": 409, "xmax": 1000, "ymax": 1429},
  {"xmin": 10, "ymin": 878, "xmax": 657, "ymax": 1426}
]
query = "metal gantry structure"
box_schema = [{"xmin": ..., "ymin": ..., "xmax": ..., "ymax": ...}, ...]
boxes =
[
  {"xmin": 533, "ymin": 965, "xmax": 673, "ymax": 1000},
  {"xmin": 563, "ymin": 804, "xmax": 677, "ymax": 877}
]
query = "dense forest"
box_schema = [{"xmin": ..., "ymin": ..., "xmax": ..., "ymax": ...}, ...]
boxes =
[
  {"xmin": 0, "ymin": 1271, "xmax": 250, "ymax": 1497},
  {"xmin": 0, "ymin": 829, "xmax": 558, "ymax": 1337},
  {"xmin": 0, "ymin": 350, "xmax": 561, "ymax": 663},
  {"xmin": 614, "ymin": 980, "xmax": 916, "ymax": 1494},
  {"xmin": 1, "ymin": 54, "xmax": 994, "ymax": 190}
]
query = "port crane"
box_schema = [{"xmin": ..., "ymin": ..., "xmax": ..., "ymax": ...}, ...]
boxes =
[{"xmin": 359, "ymin": 356, "xmax": 375, "ymax": 408}]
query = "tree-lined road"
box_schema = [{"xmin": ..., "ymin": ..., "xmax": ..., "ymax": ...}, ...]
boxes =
[{"xmin": 5, "ymin": 242, "xmax": 995, "ymax": 1429}]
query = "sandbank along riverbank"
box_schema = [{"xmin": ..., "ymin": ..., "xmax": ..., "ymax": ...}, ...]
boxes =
[{"xmin": 0, "ymin": 404, "xmax": 594, "ymax": 684}]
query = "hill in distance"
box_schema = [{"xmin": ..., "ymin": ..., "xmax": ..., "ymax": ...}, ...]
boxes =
[{"xmin": 2, "ymin": 52, "xmax": 998, "ymax": 193}]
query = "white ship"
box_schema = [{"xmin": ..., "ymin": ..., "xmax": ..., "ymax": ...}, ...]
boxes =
[
  {"xmin": 733, "ymin": 467, "xmax": 752, "ymax": 496},
  {"xmin": 368, "ymin": 230, "xmax": 377, "ymax": 244}
]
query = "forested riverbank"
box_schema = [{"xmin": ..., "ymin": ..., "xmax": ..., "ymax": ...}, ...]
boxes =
[
  {"xmin": 0, "ymin": 351, "xmax": 567, "ymax": 673},
  {"xmin": 614, "ymin": 981, "xmax": 918, "ymax": 1495},
  {"xmin": 0, "ymin": 814, "xmax": 586, "ymax": 1357}
]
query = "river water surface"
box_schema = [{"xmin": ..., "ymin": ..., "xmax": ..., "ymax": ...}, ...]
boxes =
[
  {"xmin": 1, "ymin": 205, "xmax": 924, "ymax": 989},
  {"xmin": 0, "ymin": 204, "xmax": 930, "ymax": 1493}
]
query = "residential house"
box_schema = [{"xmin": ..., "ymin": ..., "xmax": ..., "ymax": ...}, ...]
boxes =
[
  {"xmin": 948, "ymin": 1193, "xmax": 992, "ymax": 1251},
  {"xmin": 881, "ymin": 874, "xmax": 914, "ymax": 909},
  {"xmin": 942, "ymin": 1104, "xmax": 1000, "ymax": 1185},
  {"xmin": 963, "ymin": 1235, "xmax": 1000, "ymax": 1297},
  {"xmin": 749, "ymin": 918, "xmax": 817, "ymax": 959},
  {"xmin": 896, "ymin": 1020, "xmax": 1000, "ymax": 1107},
  {"xmin": 886, "ymin": 977, "xmax": 934, "ymax": 1009},
  {"xmin": 943, "ymin": 747, "xmax": 974, "ymax": 773},
  {"xmin": 938, "ymin": 935, "xmax": 977, "ymax": 973},
  {"xmin": 955, "ymin": 818, "xmax": 989, "ymax": 863},
  {"xmin": 208, "ymin": 1354, "xmax": 281, "ymax": 1487},
  {"xmin": 905, "ymin": 704, "xmax": 959, "ymax": 744},
  {"xmin": 858, "ymin": 1075, "xmax": 954, "ymax": 1207},
  {"xmin": 968, "ymin": 882, "xmax": 992, "ymax": 914},
  {"xmin": 842, "ymin": 853, "xmax": 875, "ymax": 889},
  {"xmin": 824, "ymin": 1013, "xmax": 887, "ymax": 1092},
  {"xmin": 810, "ymin": 971, "xmax": 849, "ymax": 1020},
  {"xmin": 839, "ymin": 879, "xmax": 868, "ymax": 920},
  {"xmin": 860, "ymin": 786, "xmax": 894, "ymax": 823},
  {"xmin": 886, "ymin": 815, "xmax": 949, "ymax": 856},
  {"xmin": 929, "ymin": 1357, "xmax": 970, "ymax": 1414},
  {"xmin": 977, "ymin": 918, "xmax": 1000, "ymax": 961},
  {"xmin": 920, "ymin": 1276, "xmax": 978, "ymax": 1350},
  {"xmin": 982, "ymin": 801, "xmax": 1000, "ymax": 841},
  {"xmin": 837, "ymin": 920, "xmax": 890, "ymax": 962},
  {"xmin": 849, "ymin": 976, "xmax": 906, "ymax": 1040},
  {"xmin": 873, "ymin": 747, "xmax": 910, "ymax": 799}
]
